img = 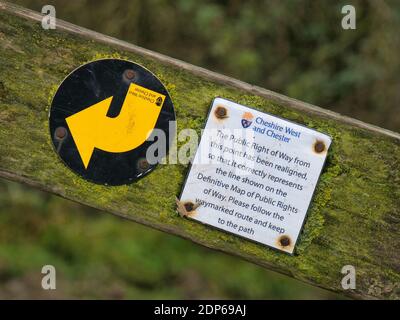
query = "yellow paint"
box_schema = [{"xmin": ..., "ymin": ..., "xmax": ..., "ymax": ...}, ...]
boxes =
[{"xmin": 66, "ymin": 83, "xmax": 165, "ymax": 169}]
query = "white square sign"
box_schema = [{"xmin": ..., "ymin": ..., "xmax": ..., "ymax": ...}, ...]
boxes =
[{"xmin": 179, "ymin": 98, "xmax": 331, "ymax": 253}]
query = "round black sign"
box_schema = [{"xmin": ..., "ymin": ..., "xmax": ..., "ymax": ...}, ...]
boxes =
[{"xmin": 49, "ymin": 59, "xmax": 175, "ymax": 185}]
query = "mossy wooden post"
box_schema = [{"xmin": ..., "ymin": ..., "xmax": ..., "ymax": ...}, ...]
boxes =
[{"xmin": 0, "ymin": 2, "xmax": 399, "ymax": 300}]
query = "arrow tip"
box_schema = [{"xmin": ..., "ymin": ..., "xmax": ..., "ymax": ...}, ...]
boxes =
[{"xmin": 66, "ymin": 97, "xmax": 112, "ymax": 169}]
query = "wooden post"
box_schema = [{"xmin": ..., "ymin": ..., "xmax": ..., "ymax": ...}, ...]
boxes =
[{"xmin": 0, "ymin": 1, "xmax": 399, "ymax": 299}]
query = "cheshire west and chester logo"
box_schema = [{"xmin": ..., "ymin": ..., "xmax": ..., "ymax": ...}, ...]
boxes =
[{"xmin": 241, "ymin": 112, "xmax": 254, "ymax": 128}]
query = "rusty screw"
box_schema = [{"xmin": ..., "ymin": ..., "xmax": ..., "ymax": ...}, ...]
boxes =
[
  {"xmin": 184, "ymin": 202, "xmax": 195, "ymax": 212},
  {"xmin": 54, "ymin": 127, "xmax": 67, "ymax": 140},
  {"xmin": 123, "ymin": 69, "xmax": 136, "ymax": 80},
  {"xmin": 314, "ymin": 140, "xmax": 326, "ymax": 153},
  {"xmin": 279, "ymin": 235, "xmax": 291, "ymax": 247},
  {"xmin": 137, "ymin": 158, "xmax": 150, "ymax": 172},
  {"xmin": 215, "ymin": 106, "xmax": 228, "ymax": 119}
]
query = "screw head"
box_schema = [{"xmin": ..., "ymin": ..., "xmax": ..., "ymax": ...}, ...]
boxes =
[
  {"xmin": 123, "ymin": 69, "xmax": 136, "ymax": 80},
  {"xmin": 184, "ymin": 202, "xmax": 194, "ymax": 212},
  {"xmin": 279, "ymin": 235, "xmax": 291, "ymax": 247},
  {"xmin": 314, "ymin": 140, "xmax": 326, "ymax": 153},
  {"xmin": 54, "ymin": 127, "xmax": 67, "ymax": 140},
  {"xmin": 137, "ymin": 158, "xmax": 150, "ymax": 172},
  {"xmin": 215, "ymin": 106, "xmax": 227, "ymax": 119}
]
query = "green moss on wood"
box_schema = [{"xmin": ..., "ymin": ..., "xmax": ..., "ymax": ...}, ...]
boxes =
[{"xmin": 0, "ymin": 9, "xmax": 399, "ymax": 299}]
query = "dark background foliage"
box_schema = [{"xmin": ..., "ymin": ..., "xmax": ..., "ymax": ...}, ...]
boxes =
[{"xmin": 1, "ymin": 0, "xmax": 398, "ymax": 298}]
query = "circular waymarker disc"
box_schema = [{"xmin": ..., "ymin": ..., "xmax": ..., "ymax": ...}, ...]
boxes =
[{"xmin": 49, "ymin": 59, "xmax": 175, "ymax": 186}]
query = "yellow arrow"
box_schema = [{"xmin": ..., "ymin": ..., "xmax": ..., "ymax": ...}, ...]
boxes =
[{"xmin": 66, "ymin": 83, "xmax": 165, "ymax": 169}]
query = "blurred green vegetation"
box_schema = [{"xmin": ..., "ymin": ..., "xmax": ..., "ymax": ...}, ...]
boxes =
[
  {"xmin": 1, "ymin": 0, "xmax": 399, "ymax": 299},
  {"xmin": 0, "ymin": 181, "xmax": 336, "ymax": 299}
]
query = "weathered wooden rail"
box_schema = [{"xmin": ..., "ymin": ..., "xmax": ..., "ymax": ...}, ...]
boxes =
[{"xmin": 0, "ymin": 2, "xmax": 399, "ymax": 299}]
